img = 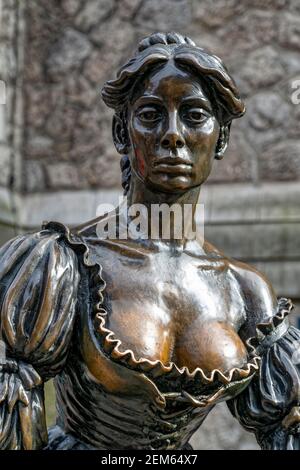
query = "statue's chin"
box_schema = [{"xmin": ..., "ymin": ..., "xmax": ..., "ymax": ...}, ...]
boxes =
[
  {"xmin": 130, "ymin": 166, "xmax": 208, "ymax": 194},
  {"xmin": 146, "ymin": 175, "xmax": 206, "ymax": 194}
]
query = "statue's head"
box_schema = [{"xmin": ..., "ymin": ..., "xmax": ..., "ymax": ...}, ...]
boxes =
[{"xmin": 102, "ymin": 32, "xmax": 245, "ymax": 195}]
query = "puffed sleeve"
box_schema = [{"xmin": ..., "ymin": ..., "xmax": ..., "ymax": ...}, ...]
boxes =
[
  {"xmin": 0, "ymin": 225, "xmax": 80, "ymax": 449},
  {"xmin": 227, "ymin": 298, "xmax": 300, "ymax": 449}
]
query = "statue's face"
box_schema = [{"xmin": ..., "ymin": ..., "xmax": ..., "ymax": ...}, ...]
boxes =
[{"xmin": 127, "ymin": 60, "xmax": 220, "ymax": 193}]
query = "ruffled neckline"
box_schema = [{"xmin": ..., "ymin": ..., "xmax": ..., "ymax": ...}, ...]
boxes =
[
  {"xmin": 43, "ymin": 221, "xmax": 293, "ymax": 387},
  {"xmin": 93, "ymin": 309, "xmax": 261, "ymax": 385}
]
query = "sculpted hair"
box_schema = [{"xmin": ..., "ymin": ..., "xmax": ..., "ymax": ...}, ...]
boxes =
[{"xmin": 101, "ymin": 32, "xmax": 246, "ymax": 193}]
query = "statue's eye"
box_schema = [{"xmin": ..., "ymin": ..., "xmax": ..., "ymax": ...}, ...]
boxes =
[
  {"xmin": 137, "ymin": 108, "xmax": 161, "ymax": 123},
  {"xmin": 183, "ymin": 108, "xmax": 209, "ymax": 124}
]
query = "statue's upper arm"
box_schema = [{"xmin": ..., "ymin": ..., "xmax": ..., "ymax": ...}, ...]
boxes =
[{"xmin": 0, "ymin": 228, "xmax": 80, "ymax": 449}]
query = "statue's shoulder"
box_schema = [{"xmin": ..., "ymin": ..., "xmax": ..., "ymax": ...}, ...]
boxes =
[
  {"xmin": 203, "ymin": 238, "xmax": 277, "ymax": 322},
  {"xmin": 0, "ymin": 221, "xmax": 81, "ymax": 307},
  {"xmin": 228, "ymin": 258, "xmax": 279, "ymax": 334},
  {"xmin": 229, "ymin": 258, "xmax": 276, "ymax": 305},
  {"xmin": 71, "ymin": 213, "xmax": 113, "ymax": 239}
]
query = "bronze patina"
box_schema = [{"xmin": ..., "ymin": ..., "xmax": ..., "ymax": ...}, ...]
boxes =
[{"xmin": 0, "ymin": 32, "xmax": 299, "ymax": 450}]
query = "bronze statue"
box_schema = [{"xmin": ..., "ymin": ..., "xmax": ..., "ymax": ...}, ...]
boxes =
[{"xmin": 0, "ymin": 32, "xmax": 299, "ymax": 450}]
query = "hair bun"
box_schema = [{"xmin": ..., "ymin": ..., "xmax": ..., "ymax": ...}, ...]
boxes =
[{"xmin": 137, "ymin": 32, "xmax": 195, "ymax": 53}]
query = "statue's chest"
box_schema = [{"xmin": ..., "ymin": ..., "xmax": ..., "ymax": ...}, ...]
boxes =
[{"xmin": 89, "ymin": 245, "xmax": 248, "ymax": 375}]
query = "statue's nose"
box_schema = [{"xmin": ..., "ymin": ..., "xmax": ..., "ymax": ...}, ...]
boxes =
[{"xmin": 160, "ymin": 113, "xmax": 185, "ymax": 150}]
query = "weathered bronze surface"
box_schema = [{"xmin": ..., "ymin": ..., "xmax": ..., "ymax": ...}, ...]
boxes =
[{"xmin": 0, "ymin": 32, "xmax": 299, "ymax": 450}]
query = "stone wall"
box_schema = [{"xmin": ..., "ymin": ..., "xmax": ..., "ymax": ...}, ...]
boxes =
[
  {"xmin": 0, "ymin": 0, "xmax": 24, "ymax": 241},
  {"xmin": 0, "ymin": 0, "xmax": 300, "ymax": 450}
]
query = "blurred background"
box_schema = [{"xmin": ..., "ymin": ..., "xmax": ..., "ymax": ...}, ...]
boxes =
[{"xmin": 0, "ymin": 0, "xmax": 299, "ymax": 450}]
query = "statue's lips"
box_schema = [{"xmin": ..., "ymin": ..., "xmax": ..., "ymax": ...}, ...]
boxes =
[{"xmin": 152, "ymin": 158, "xmax": 193, "ymax": 175}]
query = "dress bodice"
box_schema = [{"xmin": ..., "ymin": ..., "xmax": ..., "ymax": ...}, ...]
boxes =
[{"xmin": 51, "ymin": 221, "xmax": 261, "ymax": 450}]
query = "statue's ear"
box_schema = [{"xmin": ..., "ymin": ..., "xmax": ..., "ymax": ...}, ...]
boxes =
[
  {"xmin": 215, "ymin": 124, "xmax": 231, "ymax": 160},
  {"xmin": 112, "ymin": 113, "xmax": 131, "ymax": 154}
]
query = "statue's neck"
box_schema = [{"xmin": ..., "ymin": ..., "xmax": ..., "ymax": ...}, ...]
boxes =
[{"xmin": 120, "ymin": 175, "xmax": 202, "ymax": 246}]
